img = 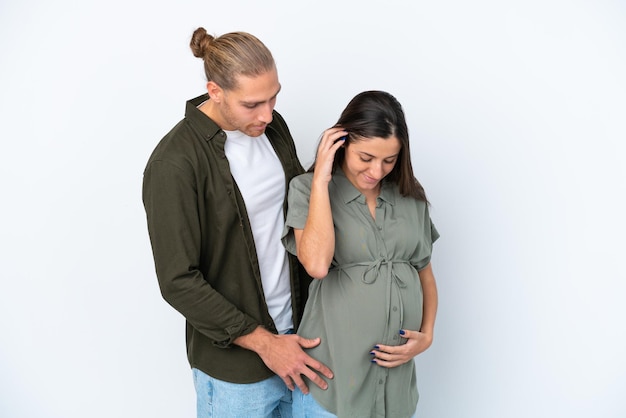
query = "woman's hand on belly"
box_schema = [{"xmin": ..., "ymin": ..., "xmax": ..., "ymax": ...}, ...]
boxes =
[{"xmin": 370, "ymin": 329, "xmax": 433, "ymax": 368}]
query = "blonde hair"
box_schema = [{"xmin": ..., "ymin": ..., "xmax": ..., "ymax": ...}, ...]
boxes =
[{"xmin": 190, "ymin": 27, "xmax": 275, "ymax": 91}]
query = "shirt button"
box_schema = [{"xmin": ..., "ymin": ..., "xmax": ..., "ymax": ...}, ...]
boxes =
[
  {"xmin": 392, "ymin": 306, "xmax": 398, "ymax": 312},
  {"xmin": 378, "ymin": 379, "xmax": 383, "ymax": 384}
]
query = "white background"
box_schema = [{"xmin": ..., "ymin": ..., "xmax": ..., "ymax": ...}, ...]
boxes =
[{"xmin": 1, "ymin": 1, "xmax": 625, "ymax": 417}]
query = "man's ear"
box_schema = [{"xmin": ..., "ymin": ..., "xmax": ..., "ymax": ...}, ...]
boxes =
[{"xmin": 206, "ymin": 81, "xmax": 222, "ymax": 103}]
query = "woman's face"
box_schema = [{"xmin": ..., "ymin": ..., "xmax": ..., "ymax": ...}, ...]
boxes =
[{"xmin": 341, "ymin": 136, "xmax": 401, "ymax": 197}]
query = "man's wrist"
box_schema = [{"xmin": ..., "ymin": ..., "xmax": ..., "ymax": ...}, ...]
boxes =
[{"xmin": 234, "ymin": 326, "xmax": 273, "ymax": 354}]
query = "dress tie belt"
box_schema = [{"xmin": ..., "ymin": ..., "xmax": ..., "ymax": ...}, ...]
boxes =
[
  {"xmin": 331, "ymin": 258, "xmax": 412, "ymax": 286},
  {"xmin": 331, "ymin": 259, "xmax": 413, "ymax": 334}
]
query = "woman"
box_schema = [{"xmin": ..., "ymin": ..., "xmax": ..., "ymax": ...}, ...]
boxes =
[{"xmin": 282, "ymin": 91, "xmax": 439, "ymax": 417}]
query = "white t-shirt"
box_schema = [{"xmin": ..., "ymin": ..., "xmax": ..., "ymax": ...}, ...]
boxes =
[{"xmin": 224, "ymin": 130, "xmax": 293, "ymax": 333}]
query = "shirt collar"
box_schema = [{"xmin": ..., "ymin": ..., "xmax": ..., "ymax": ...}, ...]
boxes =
[
  {"xmin": 332, "ymin": 167, "xmax": 396, "ymax": 206},
  {"xmin": 185, "ymin": 94, "xmax": 224, "ymax": 143},
  {"xmin": 184, "ymin": 93, "xmax": 280, "ymax": 145}
]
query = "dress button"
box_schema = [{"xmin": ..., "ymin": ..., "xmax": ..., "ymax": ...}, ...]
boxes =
[{"xmin": 392, "ymin": 306, "xmax": 398, "ymax": 312}]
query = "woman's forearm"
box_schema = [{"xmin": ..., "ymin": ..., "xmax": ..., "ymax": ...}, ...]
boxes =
[{"xmin": 418, "ymin": 263, "xmax": 438, "ymax": 336}]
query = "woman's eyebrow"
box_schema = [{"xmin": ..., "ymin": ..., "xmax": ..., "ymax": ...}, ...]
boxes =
[{"xmin": 358, "ymin": 150, "xmax": 400, "ymax": 159}]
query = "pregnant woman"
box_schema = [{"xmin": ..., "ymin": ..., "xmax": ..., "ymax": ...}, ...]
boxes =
[{"xmin": 283, "ymin": 90, "xmax": 440, "ymax": 417}]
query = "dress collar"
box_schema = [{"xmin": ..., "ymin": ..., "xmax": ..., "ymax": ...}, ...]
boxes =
[{"xmin": 332, "ymin": 167, "xmax": 396, "ymax": 206}]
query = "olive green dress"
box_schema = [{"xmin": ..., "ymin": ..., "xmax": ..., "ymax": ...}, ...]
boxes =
[{"xmin": 282, "ymin": 168, "xmax": 439, "ymax": 418}]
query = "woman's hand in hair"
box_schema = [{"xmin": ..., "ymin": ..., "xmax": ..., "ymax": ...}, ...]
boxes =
[{"xmin": 312, "ymin": 128, "xmax": 347, "ymax": 185}]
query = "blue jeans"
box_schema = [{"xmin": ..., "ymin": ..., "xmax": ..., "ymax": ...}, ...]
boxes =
[
  {"xmin": 192, "ymin": 368, "xmax": 293, "ymax": 418},
  {"xmin": 292, "ymin": 386, "xmax": 337, "ymax": 418},
  {"xmin": 292, "ymin": 386, "xmax": 418, "ymax": 418}
]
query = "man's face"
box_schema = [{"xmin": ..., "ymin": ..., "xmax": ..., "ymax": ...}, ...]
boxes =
[{"xmin": 217, "ymin": 68, "xmax": 281, "ymax": 137}]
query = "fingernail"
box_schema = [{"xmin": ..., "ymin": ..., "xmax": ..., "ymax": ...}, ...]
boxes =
[
  {"xmin": 370, "ymin": 359, "xmax": 377, "ymax": 363},
  {"xmin": 369, "ymin": 351, "xmax": 375, "ymax": 356},
  {"xmin": 399, "ymin": 330, "xmax": 406, "ymax": 335},
  {"xmin": 374, "ymin": 345, "xmax": 380, "ymax": 349}
]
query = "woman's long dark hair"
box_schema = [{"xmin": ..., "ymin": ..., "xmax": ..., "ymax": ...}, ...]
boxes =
[{"xmin": 309, "ymin": 90, "xmax": 428, "ymax": 202}]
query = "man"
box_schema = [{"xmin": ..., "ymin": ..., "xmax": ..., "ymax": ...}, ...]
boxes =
[{"xmin": 142, "ymin": 28, "xmax": 332, "ymax": 417}]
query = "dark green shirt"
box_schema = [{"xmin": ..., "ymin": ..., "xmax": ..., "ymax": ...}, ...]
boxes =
[{"xmin": 143, "ymin": 94, "xmax": 309, "ymax": 383}]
